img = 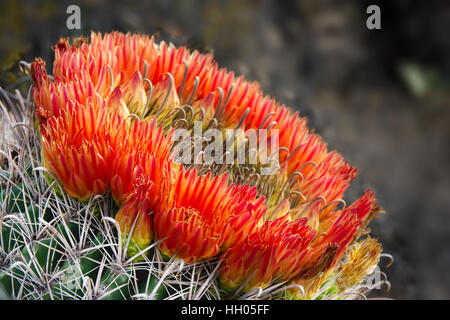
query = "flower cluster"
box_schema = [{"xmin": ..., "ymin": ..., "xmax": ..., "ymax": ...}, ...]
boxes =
[{"xmin": 31, "ymin": 31, "xmax": 384, "ymax": 298}]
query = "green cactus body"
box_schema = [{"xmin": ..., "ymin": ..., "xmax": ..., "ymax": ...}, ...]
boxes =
[
  {"xmin": 0, "ymin": 271, "xmax": 12, "ymax": 299},
  {"xmin": 98, "ymin": 268, "xmax": 130, "ymax": 300},
  {"xmin": 50, "ymin": 234, "xmax": 104, "ymax": 299},
  {"xmin": 137, "ymin": 271, "xmax": 168, "ymax": 300}
]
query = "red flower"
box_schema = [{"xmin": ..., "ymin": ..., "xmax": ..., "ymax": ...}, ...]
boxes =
[
  {"xmin": 40, "ymin": 96, "xmax": 112, "ymax": 201},
  {"xmin": 153, "ymin": 167, "xmax": 266, "ymax": 263},
  {"xmin": 110, "ymin": 118, "xmax": 174, "ymax": 205},
  {"xmin": 219, "ymin": 215, "xmax": 315, "ymax": 292}
]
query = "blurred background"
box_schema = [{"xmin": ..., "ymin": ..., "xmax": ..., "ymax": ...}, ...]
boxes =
[{"xmin": 0, "ymin": 0, "xmax": 449, "ymax": 299}]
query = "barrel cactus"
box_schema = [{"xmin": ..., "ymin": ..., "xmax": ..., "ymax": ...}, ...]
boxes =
[{"xmin": 0, "ymin": 31, "xmax": 391, "ymax": 300}]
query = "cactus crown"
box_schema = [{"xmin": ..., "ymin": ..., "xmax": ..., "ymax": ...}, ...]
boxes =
[{"xmin": 0, "ymin": 32, "xmax": 392, "ymax": 300}]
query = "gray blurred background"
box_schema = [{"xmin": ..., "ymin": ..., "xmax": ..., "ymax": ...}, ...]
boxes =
[{"xmin": 1, "ymin": 0, "xmax": 449, "ymax": 299}]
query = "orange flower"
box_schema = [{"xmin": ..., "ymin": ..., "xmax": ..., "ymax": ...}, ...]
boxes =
[
  {"xmin": 52, "ymin": 32, "xmax": 157, "ymax": 91},
  {"xmin": 39, "ymin": 32, "xmax": 271, "ymax": 131},
  {"xmin": 110, "ymin": 118, "xmax": 174, "ymax": 205},
  {"xmin": 284, "ymin": 192, "xmax": 381, "ymax": 299},
  {"xmin": 292, "ymin": 148, "xmax": 356, "ymax": 203},
  {"xmin": 40, "ymin": 96, "xmax": 112, "ymax": 201},
  {"xmin": 145, "ymin": 41, "xmax": 190, "ymax": 88},
  {"xmin": 153, "ymin": 167, "xmax": 266, "ymax": 263},
  {"xmin": 30, "ymin": 57, "xmax": 49, "ymax": 90},
  {"xmin": 294, "ymin": 190, "xmax": 380, "ymax": 282},
  {"xmin": 318, "ymin": 189, "xmax": 380, "ymax": 236},
  {"xmin": 220, "ymin": 189, "xmax": 380, "ymax": 293},
  {"xmin": 218, "ymin": 214, "xmax": 315, "ymax": 292},
  {"xmin": 51, "ymin": 32, "xmax": 269, "ymax": 129},
  {"xmin": 350, "ymin": 189, "xmax": 382, "ymax": 234},
  {"xmin": 295, "ymin": 208, "xmax": 360, "ymax": 281},
  {"xmin": 115, "ymin": 175, "xmax": 154, "ymax": 259},
  {"xmin": 31, "ymin": 58, "xmax": 96, "ymax": 121}
]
